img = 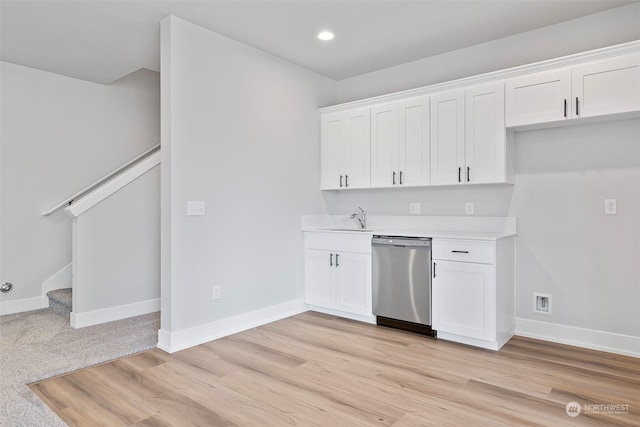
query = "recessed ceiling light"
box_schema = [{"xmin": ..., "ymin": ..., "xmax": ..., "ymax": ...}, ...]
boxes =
[{"xmin": 317, "ymin": 31, "xmax": 335, "ymax": 41}]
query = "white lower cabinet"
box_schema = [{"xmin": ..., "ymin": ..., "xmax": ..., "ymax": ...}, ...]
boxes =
[
  {"xmin": 432, "ymin": 260, "xmax": 495, "ymax": 341},
  {"xmin": 304, "ymin": 249, "xmax": 334, "ymax": 308},
  {"xmin": 304, "ymin": 232, "xmax": 373, "ymax": 320},
  {"xmin": 432, "ymin": 237, "xmax": 515, "ymax": 350}
]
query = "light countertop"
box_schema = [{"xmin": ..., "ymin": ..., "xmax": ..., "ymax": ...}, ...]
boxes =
[{"xmin": 304, "ymin": 227, "xmax": 515, "ymax": 241}]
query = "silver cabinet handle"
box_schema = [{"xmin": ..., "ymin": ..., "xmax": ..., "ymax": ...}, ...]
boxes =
[
  {"xmin": 451, "ymin": 250, "xmax": 469, "ymax": 254},
  {"xmin": 345, "ymin": 175, "xmax": 349, "ymax": 187},
  {"xmin": 458, "ymin": 167, "xmax": 462, "ymax": 183},
  {"xmin": 433, "ymin": 262, "xmax": 436, "ymax": 278},
  {"xmin": 329, "ymin": 253, "xmax": 333, "ymax": 266},
  {"xmin": 399, "ymin": 171, "xmax": 403, "ymax": 185},
  {"xmin": 339, "ymin": 175, "xmax": 343, "ymax": 188},
  {"xmin": 564, "ymin": 99, "xmax": 567, "ymax": 117},
  {"xmin": 392, "ymin": 171, "xmax": 396, "ymax": 185},
  {"xmin": 336, "ymin": 253, "xmax": 340, "ymax": 267},
  {"xmin": 576, "ymin": 97, "xmax": 579, "ymax": 116},
  {"xmin": 467, "ymin": 166, "xmax": 470, "ymax": 183}
]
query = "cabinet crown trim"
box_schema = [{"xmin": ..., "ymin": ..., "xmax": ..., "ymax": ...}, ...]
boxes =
[{"xmin": 320, "ymin": 40, "xmax": 640, "ymax": 114}]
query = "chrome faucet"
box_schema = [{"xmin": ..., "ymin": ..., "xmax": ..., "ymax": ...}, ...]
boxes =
[{"xmin": 350, "ymin": 207, "xmax": 366, "ymax": 229}]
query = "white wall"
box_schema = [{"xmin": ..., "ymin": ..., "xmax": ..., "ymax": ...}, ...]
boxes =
[
  {"xmin": 337, "ymin": 3, "xmax": 640, "ymax": 103},
  {"xmin": 71, "ymin": 165, "xmax": 160, "ymax": 326},
  {"xmin": 512, "ymin": 120, "xmax": 640, "ymax": 337},
  {"xmin": 160, "ymin": 16, "xmax": 336, "ymax": 343},
  {"xmin": 0, "ymin": 62, "xmax": 160, "ymax": 312}
]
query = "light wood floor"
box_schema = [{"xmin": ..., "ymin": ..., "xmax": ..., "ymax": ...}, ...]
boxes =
[{"xmin": 31, "ymin": 312, "xmax": 639, "ymax": 426}]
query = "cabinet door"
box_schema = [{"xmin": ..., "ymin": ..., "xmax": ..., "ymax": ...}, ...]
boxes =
[
  {"xmin": 398, "ymin": 96, "xmax": 430, "ymax": 187},
  {"xmin": 341, "ymin": 108, "xmax": 371, "ymax": 189},
  {"xmin": 465, "ymin": 82, "xmax": 506, "ymax": 184},
  {"xmin": 430, "ymin": 90, "xmax": 465, "ymax": 185},
  {"xmin": 371, "ymin": 103, "xmax": 398, "ymax": 188},
  {"xmin": 304, "ymin": 249, "xmax": 334, "ymax": 308},
  {"xmin": 572, "ymin": 54, "xmax": 640, "ymax": 118},
  {"xmin": 505, "ymin": 68, "xmax": 571, "ymax": 127},
  {"xmin": 334, "ymin": 252, "xmax": 372, "ymax": 316},
  {"xmin": 320, "ymin": 114, "xmax": 343, "ymax": 190},
  {"xmin": 432, "ymin": 260, "xmax": 495, "ymax": 341}
]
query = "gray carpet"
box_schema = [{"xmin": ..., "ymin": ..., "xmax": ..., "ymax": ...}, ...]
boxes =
[
  {"xmin": 46, "ymin": 289, "xmax": 72, "ymax": 315},
  {"xmin": 0, "ymin": 309, "xmax": 160, "ymax": 426}
]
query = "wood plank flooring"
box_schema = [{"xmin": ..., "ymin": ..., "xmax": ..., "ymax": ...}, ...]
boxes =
[{"xmin": 30, "ymin": 312, "xmax": 640, "ymax": 426}]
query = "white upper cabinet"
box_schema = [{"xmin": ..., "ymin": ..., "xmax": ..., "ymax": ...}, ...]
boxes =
[
  {"xmin": 321, "ymin": 108, "xmax": 371, "ymax": 190},
  {"xmin": 431, "ymin": 82, "xmax": 509, "ymax": 185},
  {"xmin": 430, "ymin": 90, "xmax": 465, "ymax": 186},
  {"xmin": 572, "ymin": 54, "xmax": 640, "ymax": 118},
  {"xmin": 371, "ymin": 96, "xmax": 430, "ymax": 188},
  {"xmin": 399, "ymin": 97, "xmax": 430, "ymax": 187},
  {"xmin": 506, "ymin": 53, "xmax": 640, "ymax": 127},
  {"xmin": 466, "ymin": 82, "xmax": 507, "ymax": 184},
  {"xmin": 320, "ymin": 114, "xmax": 342, "ymax": 190},
  {"xmin": 321, "ymin": 44, "xmax": 640, "ymax": 191},
  {"xmin": 505, "ymin": 68, "xmax": 571, "ymax": 127},
  {"xmin": 370, "ymin": 102, "xmax": 398, "ymax": 188}
]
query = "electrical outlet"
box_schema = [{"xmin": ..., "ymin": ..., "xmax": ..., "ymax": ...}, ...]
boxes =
[
  {"xmin": 465, "ymin": 202, "xmax": 474, "ymax": 215},
  {"xmin": 534, "ymin": 293, "xmax": 552, "ymax": 315},
  {"xmin": 409, "ymin": 203, "xmax": 421, "ymax": 215},
  {"xmin": 187, "ymin": 201, "xmax": 206, "ymax": 216},
  {"xmin": 604, "ymin": 199, "xmax": 617, "ymax": 215},
  {"xmin": 212, "ymin": 285, "xmax": 221, "ymax": 300}
]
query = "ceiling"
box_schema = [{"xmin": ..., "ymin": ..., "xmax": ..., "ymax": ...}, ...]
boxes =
[{"xmin": 0, "ymin": 0, "xmax": 634, "ymax": 84}]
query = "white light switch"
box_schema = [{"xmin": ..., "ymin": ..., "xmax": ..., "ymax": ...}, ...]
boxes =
[
  {"xmin": 604, "ymin": 199, "xmax": 617, "ymax": 215},
  {"xmin": 409, "ymin": 203, "xmax": 421, "ymax": 214},
  {"xmin": 187, "ymin": 201, "xmax": 205, "ymax": 216}
]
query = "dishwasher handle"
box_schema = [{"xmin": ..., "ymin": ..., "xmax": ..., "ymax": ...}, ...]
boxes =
[{"xmin": 372, "ymin": 236, "xmax": 432, "ymax": 247}]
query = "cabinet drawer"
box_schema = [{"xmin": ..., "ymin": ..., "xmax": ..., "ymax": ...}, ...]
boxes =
[
  {"xmin": 433, "ymin": 239, "xmax": 495, "ymax": 264},
  {"xmin": 304, "ymin": 232, "xmax": 372, "ymax": 254}
]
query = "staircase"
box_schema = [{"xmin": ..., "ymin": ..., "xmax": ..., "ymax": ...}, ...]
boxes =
[
  {"xmin": 40, "ymin": 143, "xmax": 161, "ymax": 328},
  {"xmin": 47, "ymin": 288, "xmax": 72, "ymax": 315}
]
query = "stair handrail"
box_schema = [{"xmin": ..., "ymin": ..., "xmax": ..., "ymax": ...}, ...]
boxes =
[{"xmin": 42, "ymin": 143, "xmax": 161, "ymax": 216}]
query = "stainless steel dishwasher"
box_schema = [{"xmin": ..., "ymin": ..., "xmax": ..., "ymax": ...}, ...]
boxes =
[{"xmin": 372, "ymin": 235, "xmax": 435, "ymax": 336}]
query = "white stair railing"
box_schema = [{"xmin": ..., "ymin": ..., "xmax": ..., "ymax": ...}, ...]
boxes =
[{"xmin": 41, "ymin": 143, "xmax": 160, "ymax": 216}]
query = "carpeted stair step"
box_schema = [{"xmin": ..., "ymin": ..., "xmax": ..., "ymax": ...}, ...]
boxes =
[{"xmin": 47, "ymin": 288, "xmax": 72, "ymax": 315}]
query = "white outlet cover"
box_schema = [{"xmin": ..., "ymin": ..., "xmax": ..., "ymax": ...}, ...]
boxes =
[
  {"xmin": 465, "ymin": 202, "xmax": 474, "ymax": 215},
  {"xmin": 187, "ymin": 201, "xmax": 205, "ymax": 216},
  {"xmin": 604, "ymin": 199, "xmax": 617, "ymax": 215},
  {"xmin": 409, "ymin": 203, "xmax": 421, "ymax": 214}
]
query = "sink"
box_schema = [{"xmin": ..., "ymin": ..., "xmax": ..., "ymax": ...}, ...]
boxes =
[{"xmin": 325, "ymin": 227, "xmax": 372, "ymax": 232}]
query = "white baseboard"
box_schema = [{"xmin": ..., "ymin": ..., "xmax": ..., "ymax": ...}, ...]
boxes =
[
  {"xmin": 70, "ymin": 298, "xmax": 160, "ymax": 328},
  {"xmin": 41, "ymin": 263, "xmax": 72, "ymax": 307},
  {"xmin": 305, "ymin": 305, "xmax": 376, "ymax": 325},
  {"xmin": 0, "ymin": 296, "xmax": 43, "ymax": 315},
  {"xmin": 437, "ymin": 326, "xmax": 515, "ymax": 351},
  {"xmin": 516, "ymin": 318, "xmax": 640, "ymax": 358},
  {"xmin": 0, "ymin": 264, "xmax": 74, "ymax": 316},
  {"xmin": 157, "ymin": 298, "xmax": 307, "ymax": 353}
]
